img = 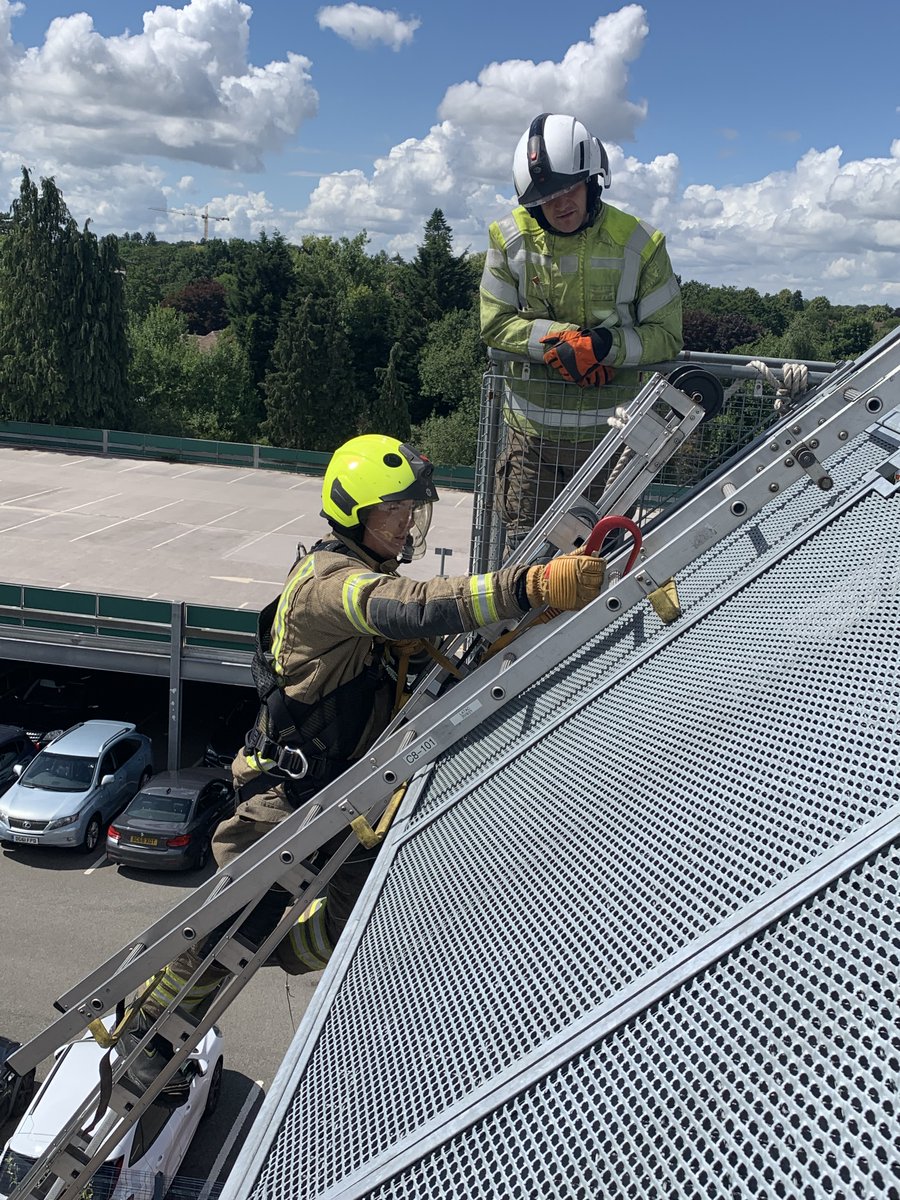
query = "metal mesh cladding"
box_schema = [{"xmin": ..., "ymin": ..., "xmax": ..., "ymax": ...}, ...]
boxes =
[
  {"xmin": 246, "ymin": 487, "xmax": 900, "ymax": 1200},
  {"xmin": 361, "ymin": 842, "xmax": 900, "ymax": 1200},
  {"xmin": 418, "ymin": 430, "xmax": 889, "ymax": 820}
]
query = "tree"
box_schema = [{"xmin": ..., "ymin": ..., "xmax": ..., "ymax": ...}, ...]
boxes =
[
  {"xmin": 127, "ymin": 305, "xmax": 197, "ymax": 433},
  {"xmin": 362, "ymin": 342, "xmax": 411, "ymax": 441},
  {"xmin": 418, "ymin": 308, "xmax": 486, "ymax": 414},
  {"xmin": 127, "ymin": 307, "xmax": 257, "ymax": 441},
  {"xmin": 0, "ymin": 168, "xmax": 128, "ymax": 425},
  {"xmin": 262, "ymin": 285, "xmax": 358, "ymax": 451},
  {"xmin": 162, "ymin": 277, "xmax": 228, "ymax": 334},
  {"xmin": 405, "ymin": 209, "xmax": 473, "ymax": 323},
  {"xmin": 228, "ymin": 232, "xmax": 295, "ymax": 391},
  {"xmin": 393, "ymin": 210, "xmax": 478, "ymax": 423},
  {"xmin": 828, "ymin": 315, "xmax": 875, "ymax": 361}
]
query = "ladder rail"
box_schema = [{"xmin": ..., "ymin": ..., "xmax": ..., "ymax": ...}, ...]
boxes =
[{"xmin": 7, "ymin": 829, "xmax": 366, "ymax": 1200}]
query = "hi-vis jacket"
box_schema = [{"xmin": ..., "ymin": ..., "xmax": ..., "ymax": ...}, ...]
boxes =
[
  {"xmin": 233, "ymin": 535, "xmax": 529, "ymax": 789},
  {"xmin": 480, "ymin": 201, "xmax": 683, "ymax": 440}
]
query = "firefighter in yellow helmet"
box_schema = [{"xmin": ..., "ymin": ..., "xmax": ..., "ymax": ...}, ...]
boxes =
[{"xmin": 122, "ymin": 434, "xmax": 605, "ymax": 1104}]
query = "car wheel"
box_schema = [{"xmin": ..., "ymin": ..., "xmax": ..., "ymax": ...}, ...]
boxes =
[
  {"xmin": 81, "ymin": 813, "xmax": 102, "ymax": 854},
  {"xmin": 195, "ymin": 838, "xmax": 211, "ymax": 870},
  {"xmin": 203, "ymin": 1059, "xmax": 223, "ymax": 1118},
  {"xmin": 138, "ymin": 768, "xmax": 152, "ymax": 789},
  {"xmin": 11, "ymin": 1069, "xmax": 35, "ymax": 1117}
]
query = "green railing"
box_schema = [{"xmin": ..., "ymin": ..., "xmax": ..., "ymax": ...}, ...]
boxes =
[
  {"xmin": 0, "ymin": 421, "xmax": 477, "ymax": 491},
  {"xmin": 0, "ymin": 583, "xmax": 256, "ymax": 653}
]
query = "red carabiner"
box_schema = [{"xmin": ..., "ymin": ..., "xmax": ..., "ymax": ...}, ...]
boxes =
[{"xmin": 582, "ymin": 515, "xmax": 642, "ymax": 573}]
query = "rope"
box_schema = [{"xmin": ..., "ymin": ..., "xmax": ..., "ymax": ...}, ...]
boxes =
[
  {"xmin": 748, "ymin": 359, "xmax": 810, "ymax": 411},
  {"xmin": 391, "ymin": 639, "xmax": 463, "ymax": 715}
]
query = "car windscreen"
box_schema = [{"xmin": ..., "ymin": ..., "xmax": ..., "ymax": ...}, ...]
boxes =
[
  {"xmin": 0, "ymin": 1148, "xmax": 38, "ymax": 1199},
  {"xmin": 126, "ymin": 792, "xmax": 193, "ymax": 822},
  {"xmin": 18, "ymin": 752, "xmax": 96, "ymax": 792}
]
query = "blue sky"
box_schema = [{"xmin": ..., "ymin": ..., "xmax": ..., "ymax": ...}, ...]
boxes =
[{"xmin": 1, "ymin": 0, "xmax": 898, "ymax": 304}]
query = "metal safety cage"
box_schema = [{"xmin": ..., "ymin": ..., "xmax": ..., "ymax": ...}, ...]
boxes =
[{"xmin": 470, "ymin": 350, "xmax": 836, "ymax": 573}]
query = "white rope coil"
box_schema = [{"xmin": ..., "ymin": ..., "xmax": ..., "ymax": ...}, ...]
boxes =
[{"xmin": 748, "ymin": 359, "xmax": 810, "ymax": 410}]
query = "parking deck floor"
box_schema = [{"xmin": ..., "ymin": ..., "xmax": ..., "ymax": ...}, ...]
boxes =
[{"xmin": 0, "ymin": 447, "xmax": 475, "ymax": 611}]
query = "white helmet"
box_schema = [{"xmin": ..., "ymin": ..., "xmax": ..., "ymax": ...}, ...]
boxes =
[{"xmin": 513, "ymin": 113, "xmax": 611, "ymax": 208}]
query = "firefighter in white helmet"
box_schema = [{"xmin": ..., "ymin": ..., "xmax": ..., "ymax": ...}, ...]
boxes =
[
  {"xmin": 480, "ymin": 113, "xmax": 684, "ymax": 550},
  {"xmin": 121, "ymin": 434, "xmax": 606, "ymax": 1105}
]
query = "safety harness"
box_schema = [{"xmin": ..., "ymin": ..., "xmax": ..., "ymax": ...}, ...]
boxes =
[{"xmin": 244, "ymin": 541, "xmax": 387, "ymax": 786}]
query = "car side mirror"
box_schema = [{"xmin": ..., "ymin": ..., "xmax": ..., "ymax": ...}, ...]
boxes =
[
  {"xmin": 99, "ymin": 774, "xmax": 115, "ymax": 787},
  {"xmin": 12, "ymin": 764, "xmax": 23, "ymax": 776}
]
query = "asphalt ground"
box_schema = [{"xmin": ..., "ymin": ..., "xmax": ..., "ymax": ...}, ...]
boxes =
[
  {"xmin": 0, "ymin": 446, "xmax": 476, "ymax": 611},
  {"xmin": 0, "ymin": 833, "xmax": 319, "ymax": 1193},
  {"xmin": 0, "ymin": 445, "xmax": 475, "ymax": 1196}
]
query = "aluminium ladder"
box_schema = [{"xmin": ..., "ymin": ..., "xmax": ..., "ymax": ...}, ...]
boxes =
[{"xmin": 9, "ymin": 331, "xmax": 900, "ymax": 1200}]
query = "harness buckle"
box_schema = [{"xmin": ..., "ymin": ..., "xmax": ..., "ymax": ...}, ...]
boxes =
[{"xmin": 275, "ymin": 744, "xmax": 309, "ymax": 779}]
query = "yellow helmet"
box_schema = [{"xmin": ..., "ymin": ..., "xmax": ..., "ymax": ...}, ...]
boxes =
[{"xmin": 321, "ymin": 435, "xmax": 439, "ymax": 559}]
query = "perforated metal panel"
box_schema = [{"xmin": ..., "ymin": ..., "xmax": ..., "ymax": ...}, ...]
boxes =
[
  {"xmin": 227, "ymin": 449, "xmax": 900, "ymax": 1200},
  {"xmin": 359, "ymin": 842, "xmax": 900, "ymax": 1200},
  {"xmin": 416, "ymin": 429, "xmax": 890, "ymax": 820}
]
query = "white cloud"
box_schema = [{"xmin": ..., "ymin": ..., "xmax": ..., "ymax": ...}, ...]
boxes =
[
  {"xmin": 316, "ymin": 4, "xmax": 420, "ymax": 51},
  {"xmin": 0, "ymin": 0, "xmax": 318, "ymax": 171},
  {"xmin": 670, "ymin": 146, "xmax": 900, "ymax": 300},
  {"xmin": 291, "ymin": 6, "xmax": 652, "ymax": 246},
  {"xmin": 1, "ymin": 1, "xmax": 898, "ymax": 306}
]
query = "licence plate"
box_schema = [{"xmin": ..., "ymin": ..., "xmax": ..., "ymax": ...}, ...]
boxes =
[
  {"xmin": 131, "ymin": 834, "xmax": 159, "ymax": 846},
  {"xmin": 13, "ymin": 835, "xmax": 39, "ymax": 845}
]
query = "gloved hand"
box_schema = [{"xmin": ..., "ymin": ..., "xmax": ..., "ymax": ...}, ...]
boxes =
[
  {"xmin": 540, "ymin": 327, "xmax": 614, "ymax": 387},
  {"xmin": 525, "ymin": 552, "xmax": 605, "ymax": 611}
]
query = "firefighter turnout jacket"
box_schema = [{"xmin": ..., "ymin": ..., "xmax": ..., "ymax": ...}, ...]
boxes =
[
  {"xmin": 480, "ymin": 200, "xmax": 683, "ymax": 441},
  {"xmin": 232, "ymin": 533, "xmax": 531, "ymax": 797}
]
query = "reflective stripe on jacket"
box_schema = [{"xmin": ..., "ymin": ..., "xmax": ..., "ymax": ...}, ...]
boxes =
[
  {"xmin": 238, "ymin": 536, "xmax": 529, "ymax": 775},
  {"xmin": 479, "ymin": 201, "xmax": 683, "ymax": 439}
]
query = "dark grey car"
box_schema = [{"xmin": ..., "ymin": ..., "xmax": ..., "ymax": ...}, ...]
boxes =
[
  {"xmin": 0, "ymin": 728, "xmax": 38, "ymax": 797},
  {"xmin": 106, "ymin": 769, "xmax": 234, "ymax": 871}
]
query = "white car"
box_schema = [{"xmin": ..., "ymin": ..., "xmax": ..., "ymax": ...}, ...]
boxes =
[{"xmin": 0, "ymin": 1022, "xmax": 223, "ymax": 1200}]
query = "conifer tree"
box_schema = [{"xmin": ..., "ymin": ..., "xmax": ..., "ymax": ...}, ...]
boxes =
[
  {"xmin": 362, "ymin": 342, "xmax": 411, "ymax": 441},
  {"xmin": 0, "ymin": 168, "xmax": 128, "ymax": 424},
  {"xmin": 263, "ymin": 286, "xmax": 358, "ymax": 451}
]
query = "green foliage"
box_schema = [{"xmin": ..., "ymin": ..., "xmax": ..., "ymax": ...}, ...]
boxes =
[
  {"xmin": 684, "ymin": 282, "xmax": 888, "ymax": 364},
  {"xmin": 162, "ymin": 277, "xmax": 228, "ymax": 334},
  {"xmin": 228, "ymin": 232, "xmax": 295, "ymax": 390},
  {"xmin": 362, "ymin": 343, "xmax": 411, "ymax": 442},
  {"xmin": 411, "ymin": 400, "xmax": 479, "ymax": 467},
  {"xmin": 127, "ymin": 307, "xmax": 257, "ymax": 440},
  {"xmin": 0, "ymin": 168, "xmax": 128, "ymax": 425},
  {"xmin": 417, "ymin": 307, "xmax": 487, "ymax": 420},
  {"xmin": 117, "ymin": 237, "xmax": 220, "ymax": 320},
  {"xmin": 683, "ymin": 310, "xmax": 762, "ymax": 354},
  {"xmin": 392, "ymin": 209, "xmax": 479, "ymax": 423},
  {"xmin": 262, "ymin": 285, "xmax": 358, "ymax": 451},
  {"xmin": 828, "ymin": 315, "xmax": 875, "ymax": 361},
  {"xmin": 3, "ymin": 172, "xmax": 896, "ymax": 466}
]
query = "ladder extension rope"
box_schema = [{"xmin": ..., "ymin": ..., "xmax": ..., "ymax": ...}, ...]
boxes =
[{"xmin": 748, "ymin": 359, "xmax": 810, "ymax": 410}]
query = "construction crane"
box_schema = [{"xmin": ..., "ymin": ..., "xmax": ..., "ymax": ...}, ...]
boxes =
[{"xmin": 149, "ymin": 205, "xmax": 230, "ymax": 241}]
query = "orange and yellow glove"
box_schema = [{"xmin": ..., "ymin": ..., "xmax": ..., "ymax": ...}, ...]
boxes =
[
  {"xmin": 540, "ymin": 327, "xmax": 614, "ymax": 387},
  {"xmin": 525, "ymin": 552, "xmax": 605, "ymax": 612}
]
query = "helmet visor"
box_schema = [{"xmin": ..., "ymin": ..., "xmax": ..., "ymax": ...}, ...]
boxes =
[
  {"xmin": 361, "ymin": 500, "xmax": 433, "ymax": 562},
  {"xmin": 520, "ymin": 173, "xmax": 589, "ymax": 209}
]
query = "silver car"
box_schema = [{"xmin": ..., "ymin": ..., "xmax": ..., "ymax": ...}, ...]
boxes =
[{"xmin": 0, "ymin": 721, "xmax": 154, "ymax": 853}]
